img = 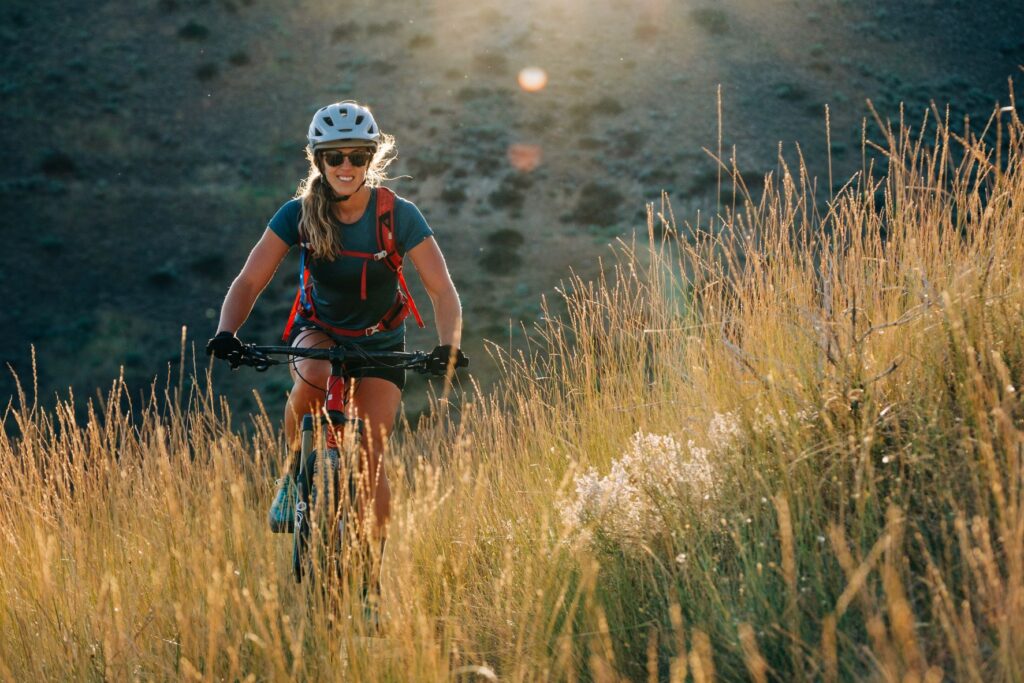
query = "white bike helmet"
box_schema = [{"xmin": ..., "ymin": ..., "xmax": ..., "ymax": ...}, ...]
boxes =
[{"xmin": 307, "ymin": 101, "xmax": 380, "ymax": 151}]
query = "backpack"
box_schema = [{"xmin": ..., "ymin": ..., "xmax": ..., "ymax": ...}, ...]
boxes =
[{"xmin": 281, "ymin": 187, "xmax": 424, "ymax": 341}]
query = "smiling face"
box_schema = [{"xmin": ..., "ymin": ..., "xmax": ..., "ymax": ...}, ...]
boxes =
[{"xmin": 318, "ymin": 146, "xmax": 376, "ymax": 196}]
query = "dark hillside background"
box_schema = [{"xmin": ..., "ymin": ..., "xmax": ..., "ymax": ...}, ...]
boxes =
[{"xmin": 1, "ymin": 0, "xmax": 1021, "ymax": 422}]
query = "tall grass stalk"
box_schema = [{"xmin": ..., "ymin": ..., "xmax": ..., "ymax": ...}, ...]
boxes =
[{"xmin": 2, "ymin": 99, "xmax": 1023, "ymax": 680}]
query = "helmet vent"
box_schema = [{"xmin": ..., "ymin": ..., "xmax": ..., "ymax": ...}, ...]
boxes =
[
  {"xmin": 314, "ymin": 127, "xmax": 323, "ymax": 136},
  {"xmin": 355, "ymin": 115, "xmax": 365, "ymax": 125},
  {"xmin": 368, "ymin": 124, "xmax": 376, "ymax": 134},
  {"xmin": 323, "ymin": 116, "xmax": 334, "ymax": 127}
]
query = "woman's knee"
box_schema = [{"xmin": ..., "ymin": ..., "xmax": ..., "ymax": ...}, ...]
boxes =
[{"xmin": 287, "ymin": 376, "xmax": 326, "ymax": 415}]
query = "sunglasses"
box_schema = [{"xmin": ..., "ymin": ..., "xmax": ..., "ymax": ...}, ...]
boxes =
[{"xmin": 320, "ymin": 149, "xmax": 374, "ymax": 167}]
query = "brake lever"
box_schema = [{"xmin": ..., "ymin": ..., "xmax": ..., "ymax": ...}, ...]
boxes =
[
  {"xmin": 227, "ymin": 344, "xmax": 258, "ymax": 370},
  {"xmin": 244, "ymin": 346, "xmax": 275, "ymax": 371}
]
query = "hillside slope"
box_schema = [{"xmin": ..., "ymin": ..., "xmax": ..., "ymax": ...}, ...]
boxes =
[{"xmin": 1, "ymin": 0, "xmax": 1021, "ymax": 416}]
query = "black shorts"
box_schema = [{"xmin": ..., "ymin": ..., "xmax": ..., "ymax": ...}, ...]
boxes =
[{"xmin": 289, "ymin": 321, "xmax": 406, "ymax": 391}]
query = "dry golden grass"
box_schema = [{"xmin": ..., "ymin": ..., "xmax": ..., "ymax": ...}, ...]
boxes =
[{"xmin": 2, "ymin": 96, "xmax": 1023, "ymax": 680}]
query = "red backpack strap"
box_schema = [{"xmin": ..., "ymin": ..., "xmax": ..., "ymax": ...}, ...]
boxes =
[
  {"xmin": 375, "ymin": 187, "xmax": 399, "ymax": 265},
  {"xmin": 375, "ymin": 187, "xmax": 425, "ymax": 328},
  {"xmin": 281, "ymin": 227, "xmax": 311, "ymax": 341},
  {"xmin": 281, "ymin": 285, "xmax": 302, "ymax": 341}
]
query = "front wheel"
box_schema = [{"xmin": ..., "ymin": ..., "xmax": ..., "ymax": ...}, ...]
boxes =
[{"xmin": 292, "ymin": 415, "xmax": 364, "ymax": 590}]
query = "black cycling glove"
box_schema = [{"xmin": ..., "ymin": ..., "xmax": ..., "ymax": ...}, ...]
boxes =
[
  {"xmin": 427, "ymin": 345, "xmax": 469, "ymax": 376},
  {"xmin": 206, "ymin": 331, "xmax": 243, "ymax": 364}
]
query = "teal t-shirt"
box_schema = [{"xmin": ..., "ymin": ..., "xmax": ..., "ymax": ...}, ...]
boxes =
[{"xmin": 269, "ymin": 188, "xmax": 434, "ymax": 348}]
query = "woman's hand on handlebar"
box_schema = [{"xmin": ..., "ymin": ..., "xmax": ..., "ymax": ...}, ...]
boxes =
[
  {"xmin": 426, "ymin": 345, "xmax": 469, "ymax": 375},
  {"xmin": 206, "ymin": 331, "xmax": 244, "ymax": 367}
]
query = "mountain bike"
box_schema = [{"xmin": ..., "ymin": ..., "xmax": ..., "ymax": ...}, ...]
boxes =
[{"xmin": 220, "ymin": 342, "xmax": 463, "ymax": 604}]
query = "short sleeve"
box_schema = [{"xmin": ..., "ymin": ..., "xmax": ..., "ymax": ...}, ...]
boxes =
[
  {"xmin": 268, "ymin": 199, "xmax": 302, "ymax": 246},
  {"xmin": 394, "ymin": 197, "xmax": 434, "ymax": 255}
]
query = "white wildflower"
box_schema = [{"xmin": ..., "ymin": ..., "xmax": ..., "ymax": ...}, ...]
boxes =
[
  {"xmin": 753, "ymin": 407, "xmax": 818, "ymax": 435},
  {"xmin": 708, "ymin": 412, "xmax": 742, "ymax": 450},
  {"xmin": 559, "ymin": 429, "xmax": 721, "ymax": 554}
]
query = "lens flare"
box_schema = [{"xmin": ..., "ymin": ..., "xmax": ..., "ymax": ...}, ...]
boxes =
[
  {"xmin": 507, "ymin": 143, "xmax": 542, "ymax": 172},
  {"xmin": 517, "ymin": 67, "xmax": 548, "ymax": 93}
]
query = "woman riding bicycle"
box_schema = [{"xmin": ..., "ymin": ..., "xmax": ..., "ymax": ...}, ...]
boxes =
[{"xmin": 206, "ymin": 100, "xmax": 464, "ymax": 602}]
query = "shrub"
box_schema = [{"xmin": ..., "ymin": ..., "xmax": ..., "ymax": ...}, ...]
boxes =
[
  {"xmin": 177, "ymin": 21, "xmax": 209, "ymax": 40},
  {"xmin": 440, "ymin": 185, "xmax": 467, "ymax": 206},
  {"xmin": 486, "ymin": 228, "xmax": 525, "ymax": 249},
  {"xmin": 228, "ymin": 51, "xmax": 250, "ymax": 66},
  {"xmin": 560, "ymin": 430, "xmax": 723, "ymax": 554},
  {"xmin": 147, "ymin": 266, "xmax": 177, "ymax": 287},
  {"xmin": 686, "ymin": 167, "xmax": 719, "ymax": 195},
  {"xmin": 488, "ymin": 184, "xmax": 524, "ymax": 213},
  {"xmin": 363, "ymin": 59, "xmax": 396, "ymax": 75},
  {"xmin": 638, "ymin": 167, "xmax": 677, "ymax": 187},
  {"xmin": 408, "ymin": 154, "xmax": 449, "ymax": 180},
  {"xmin": 573, "ymin": 96, "xmax": 624, "ymax": 118},
  {"xmin": 331, "ymin": 21, "xmax": 359, "ymax": 43},
  {"xmin": 189, "ymin": 254, "xmax": 226, "ymax": 279},
  {"xmin": 473, "ymin": 155, "xmax": 500, "ymax": 177},
  {"xmin": 480, "ymin": 250, "xmax": 522, "ymax": 276},
  {"xmin": 408, "ymin": 33, "xmax": 434, "ymax": 49},
  {"xmin": 194, "ymin": 62, "xmax": 218, "ymax": 80},
  {"xmin": 774, "ymin": 82, "xmax": 808, "ymax": 101},
  {"xmin": 39, "ymin": 151, "xmax": 76, "ymax": 178},
  {"xmin": 456, "ymin": 86, "xmax": 492, "ymax": 103},
  {"xmin": 569, "ymin": 181, "xmax": 624, "ymax": 226},
  {"xmin": 488, "ymin": 174, "xmax": 532, "ymax": 213}
]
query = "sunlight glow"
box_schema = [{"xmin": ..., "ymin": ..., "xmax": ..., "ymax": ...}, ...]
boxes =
[
  {"xmin": 507, "ymin": 143, "xmax": 543, "ymax": 172},
  {"xmin": 517, "ymin": 67, "xmax": 548, "ymax": 93}
]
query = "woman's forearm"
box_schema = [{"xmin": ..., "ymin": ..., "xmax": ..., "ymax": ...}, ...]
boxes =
[
  {"xmin": 216, "ymin": 277, "xmax": 261, "ymax": 334},
  {"xmin": 432, "ymin": 288, "xmax": 463, "ymax": 347}
]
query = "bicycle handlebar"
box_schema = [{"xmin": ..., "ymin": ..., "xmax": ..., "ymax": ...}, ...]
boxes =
[{"xmin": 221, "ymin": 343, "xmax": 466, "ymax": 376}]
